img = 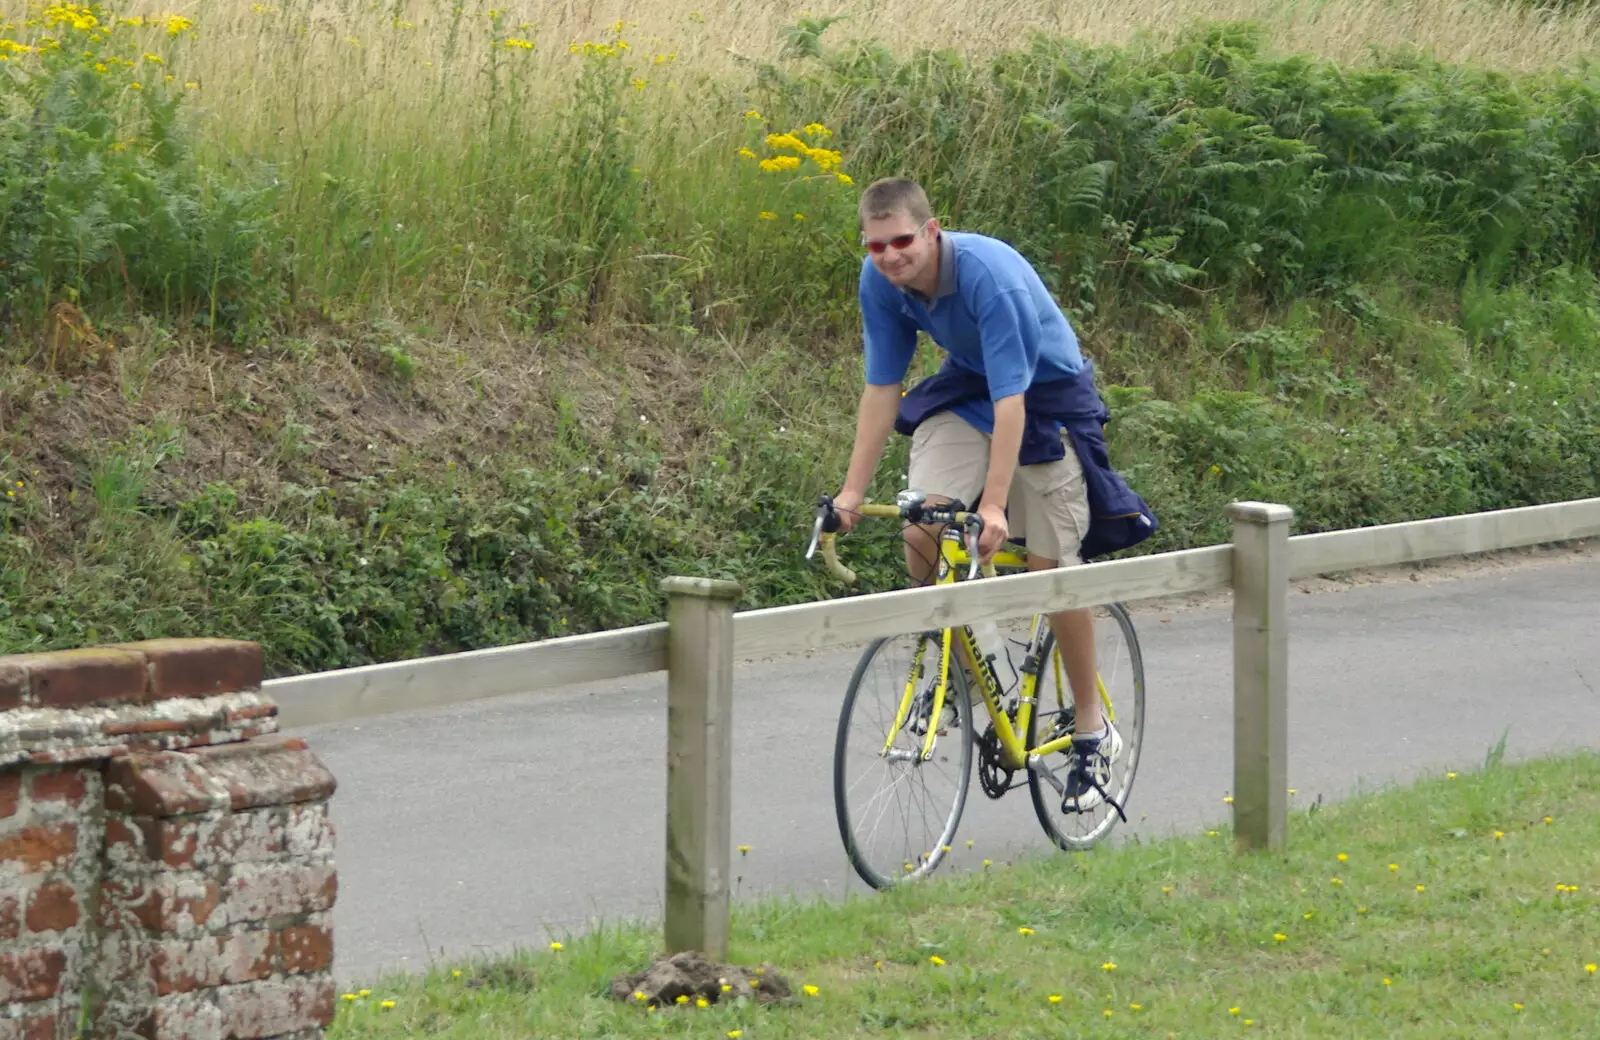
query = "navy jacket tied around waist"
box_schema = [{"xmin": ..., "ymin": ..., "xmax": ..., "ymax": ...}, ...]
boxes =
[{"xmin": 893, "ymin": 360, "xmax": 1158, "ymax": 560}]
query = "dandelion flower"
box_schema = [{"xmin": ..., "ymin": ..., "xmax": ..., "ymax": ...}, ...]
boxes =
[
  {"xmin": 1416, "ymin": 885, "xmax": 1426, "ymax": 893},
  {"xmin": 1102, "ymin": 962, "xmax": 1117, "ymax": 972},
  {"xmin": 1494, "ymin": 831, "xmax": 1505, "ymax": 839},
  {"xmin": 341, "ymin": 993, "xmax": 358, "ymax": 1001},
  {"xmin": 1304, "ymin": 912, "xmax": 1314, "ymax": 919},
  {"xmin": 1104, "ymin": 1009, "xmax": 1115, "ymax": 1017},
  {"xmin": 929, "ymin": 955, "xmax": 945, "ymax": 966},
  {"xmin": 966, "ymin": 840, "xmax": 974, "ymax": 848},
  {"xmin": 452, "ymin": 970, "xmax": 462, "ymax": 978},
  {"xmin": 1018, "ymin": 927, "xmax": 1034, "ymax": 936},
  {"xmin": 1383, "ymin": 978, "xmax": 1392, "ymax": 986},
  {"xmin": 1512, "ymin": 1003, "xmax": 1523, "ymax": 1011},
  {"xmin": 1337, "ymin": 853, "xmax": 1349, "ymax": 862},
  {"xmin": 803, "ymin": 984, "xmax": 819, "ymax": 996},
  {"xmin": 359, "ymin": 990, "xmax": 371, "ymax": 997},
  {"xmin": 380, "ymin": 1000, "xmax": 395, "ymax": 1010},
  {"xmin": 793, "ymin": 213, "xmax": 806, "ymax": 221},
  {"xmin": 758, "ymin": 211, "xmax": 777, "ymax": 220},
  {"xmin": 1131, "ymin": 1003, "xmax": 1143, "ymax": 1011},
  {"xmin": 1048, "ymin": 994, "xmax": 1063, "ymax": 1004},
  {"xmin": 1447, "ymin": 772, "xmax": 1457, "ymax": 779},
  {"xmin": 1331, "ymin": 878, "xmax": 1344, "ymax": 886},
  {"xmin": 633, "ymin": 991, "xmax": 646, "ymax": 1001},
  {"xmin": 1223, "ymin": 796, "xmax": 1233, "ymax": 804},
  {"xmin": 728, "ymin": 1032, "xmax": 742, "ymax": 1039},
  {"xmin": 1389, "ymin": 864, "xmax": 1399, "ymax": 872},
  {"xmin": 1544, "ymin": 816, "xmax": 1554, "ymax": 824},
  {"xmin": 696, "ymin": 997, "xmax": 709, "ymax": 1008},
  {"xmin": 675, "ymin": 995, "xmax": 689, "ymax": 1005},
  {"xmin": 549, "ymin": 942, "xmax": 564, "ymax": 951},
  {"xmin": 721, "ymin": 984, "xmax": 732, "ymax": 992},
  {"xmin": 1273, "ymin": 933, "xmax": 1287, "ymax": 942},
  {"xmin": 1585, "ymin": 964, "xmax": 1596, "ymax": 974},
  {"xmin": 1162, "ymin": 886, "xmax": 1173, "ymax": 894},
  {"xmin": 983, "ymin": 859, "xmax": 992, "ymax": 868},
  {"xmin": 1357, "ymin": 906, "xmax": 1370, "ymax": 914},
  {"xmin": 1208, "ymin": 830, "xmax": 1219, "ymax": 837},
  {"xmin": 738, "ymin": 845, "xmax": 751, "ymax": 855},
  {"xmin": 744, "ymin": 109, "xmax": 762, "ymax": 119},
  {"xmin": 1230, "ymin": 1007, "xmax": 1241, "ymax": 1015}
]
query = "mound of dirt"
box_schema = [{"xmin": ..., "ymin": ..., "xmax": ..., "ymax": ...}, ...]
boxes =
[{"xmin": 609, "ymin": 950, "xmax": 794, "ymax": 1009}]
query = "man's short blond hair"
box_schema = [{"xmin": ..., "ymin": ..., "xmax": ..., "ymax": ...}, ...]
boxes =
[{"xmin": 858, "ymin": 177, "xmax": 934, "ymax": 229}]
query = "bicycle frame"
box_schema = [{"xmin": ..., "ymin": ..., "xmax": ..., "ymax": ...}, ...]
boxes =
[{"xmin": 904, "ymin": 529, "xmax": 1118, "ymax": 772}]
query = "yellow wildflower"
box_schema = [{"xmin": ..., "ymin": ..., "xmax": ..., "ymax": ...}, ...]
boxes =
[
  {"xmin": 164, "ymin": 15, "xmax": 193, "ymax": 36},
  {"xmin": 929, "ymin": 955, "xmax": 945, "ymax": 966},
  {"xmin": 341, "ymin": 993, "xmax": 358, "ymax": 1001},
  {"xmin": 1586, "ymin": 964, "xmax": 1597, "ymax": 974},
  {"xmin": 1017, "ymin": 927, "xmax": 1034, "ymax": 936},
  {"xmin": 549, "ymin": 941, "xmax": 564, "ymax": 951},
  {"xmin": 793, "ymin": 213, "xmax": 805, "ymax": 221},
  {"xmin": 758, "ymin": 156, "xmax": 801, "ymax": 173},
  {"xmin": 744, "ymin": 108, "xmax": 762, "ymax": 119},
  {"xmin": 632, "ymin": 77, "xmax": 646, "ymax": 90},
  {"xmin": 804, "ymin": 122, "xmax": 833, "ymax": 138},
  {"xmin": 1273, "ymin": 933, "xmax": 1287, "ymax": 942},
  {"xmin": 143, "ymin": 51, "xmax": 162, "ymax": 63},
  {"xmin": 765, "ymin": 132, "xmax": 806, "ymax": 152},
  {"xmin": 1104, "ymin": 1009, "xmax": 1114, "ymax": 1017},
  {"xmin": 129, "ymin": 81, "xmax": 141, "ymax": 89},
  {"xmin": 675, "ymin": 995, "xmax": 689, "ymax": 1005},
  {"xmin": 380, "ymin": 1000, "xmax": 395, "ymax": 1009},
  {"xmin": 836, "ymin": 172, "xmax": 854, "ymax": 185},
  {"xmin": 1230, "ymin": 1007, "xmax": 1241, "ymax": 1015},
  {"xmin": 695, "ymin": 997, "xmax": 708, "ymax": 1008},
  {"xmin": 1130, "ymin": 1003, "xmax": 1143, "ymax": 1011},
  {"xmin": 1337, "ymin": 853, "xmax": 1349, "ymax": 862},
  {"xmin": 1048, "ymin": 994, "xmax": 1063, "ymax": 1004},
  {"xmin": 503, "ymin": 37, "xmax": 533, "ymax": 49},
  {"xmin": 1102, "ymin": 962, "xmax": 1117, "ymax": 972},
  {"xmin": 758, "ymin": 211, "xmax": 776, "ymax": 220},
  {"xmin": 802, "ymin": 984, "xmax": 819, "ymax": 996}
]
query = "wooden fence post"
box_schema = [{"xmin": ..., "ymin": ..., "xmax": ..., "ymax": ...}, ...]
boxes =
[
  {"xmin": 660, "ymin": 576, "xmax": 742, "ymax": 959},
  {"xmin": 1227, "ymin": 502, "xmax": 1294, "ymax": 852}
]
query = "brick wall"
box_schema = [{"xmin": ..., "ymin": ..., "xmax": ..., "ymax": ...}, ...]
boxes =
[{"xmin": 0, "ymin": 640, "xmax": 338, "ymax": 1039}]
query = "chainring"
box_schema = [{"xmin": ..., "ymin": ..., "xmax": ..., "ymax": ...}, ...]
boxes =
[{"xmin": 977, "ymin": 722, "xmax": 1016, "ymax": 799}]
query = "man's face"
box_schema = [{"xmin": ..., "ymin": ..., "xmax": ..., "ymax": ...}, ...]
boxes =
[{"xmin": 862, "ymin": 212, "xmax": 938, "ymax": 288}]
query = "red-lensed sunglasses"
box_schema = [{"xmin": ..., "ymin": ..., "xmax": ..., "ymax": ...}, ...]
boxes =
[{"xmin": 862, "ymin": 220, "xmax": 930, "ymax": 254}]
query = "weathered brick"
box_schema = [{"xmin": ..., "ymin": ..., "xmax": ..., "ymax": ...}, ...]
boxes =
[
  {"xmin": 188, "ymin": 739, "xmax": 335, "ymax": 811},
  {"xmin": 8, "ymin": 648, "xmax": 147, "ymax": 709},
  {"xmin": 105, "ymin": 754, "xmax": 227, "ymax": 817},
  {"xmin": 28, "ymin": 769, "xmax": 87, "ymax": 807},
  {"xmin": 0, "ymin": 894, "xmax": 18, "ymax": 940},
  {"xmin": 145, "ymin": 812, "xmax": 285, "ymax": 871},
  {"xmin": 277, "ymin": 919, "xmax": 333, "ymax": 975},
  {"xmin": 283, "ymin": 804, "xmax": 334, "ymax": 859},
  {"xmin": 101, "ymin": 878, "xmax": 221, "ymax": 936},
  {"xmin": 25, "ymin": 882, "xmax": 79, "ymax": 933},
  {"xmin": 0, "ymin": 660, "xmax": 27, "ymax": 710},
  {"xmin": 217, "ymin": 975, "xmax": 335, "ymax": 1038},
  {"xmin": 105, "ymin": 720, "xmax": 195, "ymax": 738},
  {"xmin": 135, "ymin": 995, "xmax": 224, "ymax": 1040},
  {"xmin": 150, "ymin": 931, "xmax": 277, "ymax": 994},
  {"xmin": 0, "ymin": 825, "xmax": 77, "ymax": 872},
  {"xmin": 0, "ymin": 948, "xmax": 66, "ymax": 1003},
  {"xmin": 223, "ymin": 705, "xmax": 277, "ymax": 725},
  {"xmin": 0, "ymin": 1013, "xmax": 65, "ymax": 1040},
  {"xmin": 105, "ymin": 816, "xmax": 154, "ymax": 864},
  {"xmin": 223, "ymin": 864, "xmax": 337, "ymax": 924},
  {"xmin": 0, "ymin": 773, "xmax": 20, "ymax": 818},
  {"xmin": 108, "ymin": 639, "xmax": 264, "ymax": 700}
]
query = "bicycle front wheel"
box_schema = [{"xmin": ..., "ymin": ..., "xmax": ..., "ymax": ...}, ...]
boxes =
[
  {"xmin": 1027, "ymin": 602, "xmax": 1146, "ymax": 851},
  {"xmin": 834, "ymin": 631, "xmax": 974, "ymax": 890}
]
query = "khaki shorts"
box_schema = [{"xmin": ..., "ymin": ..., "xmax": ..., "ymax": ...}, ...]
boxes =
[{"xmin": 908, "ymin": 411, "xmax": 1090, "ymax": 565}]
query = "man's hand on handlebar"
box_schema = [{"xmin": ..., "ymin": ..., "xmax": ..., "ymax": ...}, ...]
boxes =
[
  {"xmin": 976, "ymin": 500, "xmax": 1009, "ymax": 564},
  {"xmin": 832, "ymin": 488, "xmax": 864, "ymax": 534}
]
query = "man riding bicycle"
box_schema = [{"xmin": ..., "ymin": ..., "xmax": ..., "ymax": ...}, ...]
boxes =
[{"xmin": 830, "ymin": 177, "xmax": 1155, "ymax": 812}]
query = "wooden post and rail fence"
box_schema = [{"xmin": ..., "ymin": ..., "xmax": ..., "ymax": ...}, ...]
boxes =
[{"xmin": 264, "ymin": 496, "xmax": 1600, "ymax": 960}]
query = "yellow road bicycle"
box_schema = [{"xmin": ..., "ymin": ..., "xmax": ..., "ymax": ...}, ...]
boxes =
[{"xmin": 806, "ymin": 490, "xmax": 1146, "ymax": 890}]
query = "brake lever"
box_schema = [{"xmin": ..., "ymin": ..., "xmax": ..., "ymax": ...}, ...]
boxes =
[
  {"xmin": 964, "ymin": 516, "xmax": 984, "ymax": 581},
  {"xmin": 806, "ymin": 496, "xmax": 841, "ymax": 560}
]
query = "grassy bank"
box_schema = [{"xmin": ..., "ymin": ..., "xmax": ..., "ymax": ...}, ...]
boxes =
[
  {"xmin": 0, "ymin": 3, "xmax": 1597, "ymax": 673},
  {"xmin": 326, "ymin": 750, "xmax": 1600, "ymax": 1037}
]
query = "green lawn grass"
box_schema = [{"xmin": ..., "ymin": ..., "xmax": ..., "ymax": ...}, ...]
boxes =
[{"xmin": 328, "ymin": 749, "xmax": 1600, "ymax": 1038}]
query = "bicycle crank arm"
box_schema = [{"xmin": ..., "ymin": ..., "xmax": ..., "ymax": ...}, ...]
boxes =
[{"xmin": 1026, "ymin": 754, "xmax": 1067, "ymax": 796}]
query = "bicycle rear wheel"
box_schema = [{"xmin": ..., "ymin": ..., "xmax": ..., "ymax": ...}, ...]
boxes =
[
  {"xmin": 834, "ymin": 631, "xmax": 974, "ymax": 890},
  {"xmin": 1026, "ymin": 602, "xmax": 1146, "ymax": 851}
]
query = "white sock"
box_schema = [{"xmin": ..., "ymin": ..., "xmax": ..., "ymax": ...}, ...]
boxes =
[{"xmin": 1074, "ymin": 721, "xmax": 1108, "ymax": 743}]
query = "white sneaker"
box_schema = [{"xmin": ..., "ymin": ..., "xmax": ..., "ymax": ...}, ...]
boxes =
[{"xmin": 1062, "ymin": 722, "xmax": 1123, "ymax": 812}]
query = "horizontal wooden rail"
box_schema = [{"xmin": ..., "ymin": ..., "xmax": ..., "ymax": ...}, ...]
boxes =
[
  {"xmin": 268, "ymin": 623, "xmax": 667, "ymax": 728},
  {"xmin": 1290, "ymin": 497, "xmax": 1600, "ymax": 580},
  {"xmin": 733, "ymin": 544, "xmax": 1233, "ymax": 658}
]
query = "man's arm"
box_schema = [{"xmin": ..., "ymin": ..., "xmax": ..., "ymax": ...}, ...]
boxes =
[
  {"xmin": 982, "ymin": 394, "xmax": 1025, "ymax": 513},
  {"xmin": 838, "ymin": 383, "xmax": 903, "ymax": 507}
]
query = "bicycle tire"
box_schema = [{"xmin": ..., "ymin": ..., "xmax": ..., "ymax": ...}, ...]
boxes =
[
  {"xmin": 834, "ymin": 632, "xmax": 975, "ymax": 890},
  {"xmin": 1026, "ymin": 602, "xmax": 1146, "ymax": 851}
]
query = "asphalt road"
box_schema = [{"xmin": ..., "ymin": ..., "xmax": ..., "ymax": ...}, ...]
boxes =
[{"xmin": 290, "ymin": 552, "xmax": 1600, "ymax": 985}]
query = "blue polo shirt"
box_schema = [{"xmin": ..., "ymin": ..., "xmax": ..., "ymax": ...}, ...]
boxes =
[{"xmin": 859, "ymin": 230, "xmax": 1084, "ymax": 434}]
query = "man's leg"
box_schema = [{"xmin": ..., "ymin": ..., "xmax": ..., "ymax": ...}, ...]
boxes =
[
  {"xmin": 1015, "ymin": 441, "xmax": 1117, "ymax": 811},
  {"xmin": 1030, "ymin": 554, "xmax": 1101, "ymax": 736},
  {"xmin": 903, "ymin": 412, "xmax": 988, "ymax": 586}
]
